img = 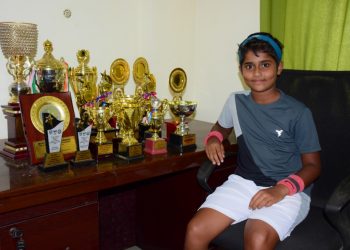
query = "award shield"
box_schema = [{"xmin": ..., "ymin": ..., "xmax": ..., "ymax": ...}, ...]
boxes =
[
  {"xmin": 144, "ymin": 96, "xmax": 168, "ymax": 155},
  {"xmin": 70, "ymin": 113, "xmax": 95, "ymax": 167},
  {"xmin": 40, "ymin": 113, "xmax": 69, "ymax": 170},
  {"xmin": 168, "ymin": 68, "xmax": 197, "ymax": 152}
]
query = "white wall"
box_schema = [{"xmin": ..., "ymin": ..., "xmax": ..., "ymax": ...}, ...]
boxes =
[{"xmin": 0, "ymin": 0, "xmax": 259, "ymax": 139}]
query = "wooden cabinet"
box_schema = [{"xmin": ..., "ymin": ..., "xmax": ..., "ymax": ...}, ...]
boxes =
[{"xmin": 0, "ymin": 193, "xmax": 98, "ymax": 250}]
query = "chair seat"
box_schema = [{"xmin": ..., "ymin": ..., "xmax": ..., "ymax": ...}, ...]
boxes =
[{"xmin": 212, "ymin": 206, "xmax": 342, "ymax": 250}]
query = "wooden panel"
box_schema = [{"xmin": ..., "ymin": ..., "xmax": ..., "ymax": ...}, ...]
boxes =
[{"xmin": 0, "ymin": 202, "xmax": 98, "ymax": 250}]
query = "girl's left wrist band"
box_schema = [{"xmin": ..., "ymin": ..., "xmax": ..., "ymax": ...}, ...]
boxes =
[{"xmin": 204, "ymin": 131, "xmax": 223, "ymax": 145}]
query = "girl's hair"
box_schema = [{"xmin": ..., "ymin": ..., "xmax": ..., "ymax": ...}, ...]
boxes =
[{"xmin": 237, "ymin": 32, "xmax": 283, "ymax": 65}]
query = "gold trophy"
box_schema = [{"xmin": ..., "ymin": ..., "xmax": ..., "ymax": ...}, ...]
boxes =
[
  {"xmin": 144, "ymin": 96, "xmax": 168, "ymax": 155},
  {"xmin": 0, "ymin": 22, "xmax": 38, "ymax": 159},
  {"xmin": 168, "ymin": 68, "xmax": 197, "ymax": 152},
  {"xmin": 35, "ymin": 40, "xmax": 66, "ymax": 92},
  {"xmin": 69, "ymin": 49, "xmax": 98, "ymax": 117},
  {"xmin": 85, "ymin": 104, "xmax": 114, "ymax": 160},
  {"xmin": 113, "ymin": 95, "xmax": 144, "ymax": 161}
]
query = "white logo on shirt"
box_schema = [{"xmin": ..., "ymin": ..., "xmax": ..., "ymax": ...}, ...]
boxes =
[{"xmin": 276, "ymin": 129, "xmax": 283, "ymax": 137}]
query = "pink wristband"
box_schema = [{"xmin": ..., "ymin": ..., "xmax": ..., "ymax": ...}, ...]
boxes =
[
  {"xmin": 277, "ymin": 174, "xmax": 305, "ymax": 195},
  {"xmin": 204, "ymin": 131, "xmax": 223, "ymax": 145},
  {"xmin": 289, "ymin": 174, "xmax": 305, "ymax": 192}
]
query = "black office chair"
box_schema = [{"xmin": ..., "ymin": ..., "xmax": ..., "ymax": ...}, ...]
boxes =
[{"xmin": 197, "ymin": 70, "xmax": 350, "ymax": 250}]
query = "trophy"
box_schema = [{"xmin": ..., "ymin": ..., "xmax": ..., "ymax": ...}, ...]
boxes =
[
  {"xmin": 40, "ymin": 113, "xmax": 69, "ymax": 171},
  {"xmin": 168, "ymin": 68, "xmax": 197, "ymax": 152},
  {"xmin": 144, "ymin": 96, "xmax": 168, "ymax": 155},
  {"xmin": 85, "ymin": 105, "xmax": 114, "ymax": 160},
  {"xmin": 70, "ymin": 112, "xmax": 95, "ymax": 167},
  {"xmin": 35, "ymin": 40, "xmax": 66, "ymax": 92},
  {"xmin": 113, "ymin": 95, "xmax": 144, "ymax": 161},
  {"xmin": 0, "ymin": 22, "xmax": 38, "ymax": 159},
  {"xmin": 69, "ymin": 49, "xmax": 98, "ymax": 117}
]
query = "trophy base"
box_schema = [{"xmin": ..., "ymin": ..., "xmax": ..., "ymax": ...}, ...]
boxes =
[
  {"xmin": 144, "ymin": 138, "xmax": 167, "ymax": 155},
  {"xmin": 117, "ymin": 142, "xmax": 144, "ymax": 161},
  {"xmin": 89, "ymin": 141, "xmax": 114, "ymax": 160},
  {"xmin": 0, "ymin": 138, "xmax": 29, "ymax": 160},
  {"xmin": 39, "ymin": 152, "xmax": 69, "ymax": 171},
  {"xmin": 168, "ymin": 133, "xmax": 197, "ymax": 153},
  {"xmin": 1, "ymin": 103, "xmax": 29, "ymax": 159},
  {"xmin": 70, "ymin": 150, "xmax": 96, "ymax": 167}
]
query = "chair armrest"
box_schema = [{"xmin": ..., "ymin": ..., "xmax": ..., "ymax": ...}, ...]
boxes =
[
  {"xmin": 196, "ymin": 151, "xmax": 236, "ymax": 194},
  {"xmin": 325, "ymin": 174, "xmax": 350, "ymax": 214},
  {"xmin": 324, "ymin": 174, "xmax": 350, "ymax": 248}
]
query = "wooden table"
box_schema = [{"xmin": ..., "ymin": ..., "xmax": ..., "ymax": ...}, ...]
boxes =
[{"xmin": 0, "ymin": 120, "xmax": 237, "ymax": 250}]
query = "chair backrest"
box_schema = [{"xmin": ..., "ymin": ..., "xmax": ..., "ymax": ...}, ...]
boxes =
[{"xmin": 276, "ymin": 70, "xmax": 350, "ymax": 208}]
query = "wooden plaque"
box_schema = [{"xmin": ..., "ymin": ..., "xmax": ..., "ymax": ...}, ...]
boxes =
[{"xmin": 19, "ymin": 92, "xmax": 77, "ymax": 165}]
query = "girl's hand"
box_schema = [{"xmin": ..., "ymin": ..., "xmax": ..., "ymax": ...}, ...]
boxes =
[
  {"xmin": 205, "ymin": 137, "xmax": 225, "ymax": 165},
  {"xmin": 249, "ymin": 184, "xmax": 289, "ymax": 209}
]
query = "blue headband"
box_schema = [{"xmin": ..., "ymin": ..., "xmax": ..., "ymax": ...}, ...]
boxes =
[{"xmin": 239, "ymin": 34, "xmax": 282, "ymax": 62}]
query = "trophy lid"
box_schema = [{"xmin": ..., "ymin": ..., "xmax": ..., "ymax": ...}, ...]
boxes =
[{"xmin": 36, "ymin": 40, "xmax": 64, "ymax": 70}]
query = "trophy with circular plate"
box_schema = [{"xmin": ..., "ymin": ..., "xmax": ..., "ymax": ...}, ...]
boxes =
[{"xmin": 168, "ymin": 68, "xmax": 197, "ymax": 152}]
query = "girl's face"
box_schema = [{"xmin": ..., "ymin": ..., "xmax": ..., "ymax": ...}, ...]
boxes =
[{"xmin": 240, "ymin": 50, "xmax": 283, "ymax": 93}]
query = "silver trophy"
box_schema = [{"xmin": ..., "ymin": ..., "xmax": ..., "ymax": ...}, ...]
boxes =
[{"xmin": 0, "ymin": 22, "xmax": 38, "ymax": 103}]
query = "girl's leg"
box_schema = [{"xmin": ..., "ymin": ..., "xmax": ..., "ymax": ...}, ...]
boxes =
[
  {"xmin": 184, "ymin": 208, "xmax": 234, "ymax": 250},
  {"xmin": 244, "ymin": 219, "xmax": 279, "ymax": 250}
]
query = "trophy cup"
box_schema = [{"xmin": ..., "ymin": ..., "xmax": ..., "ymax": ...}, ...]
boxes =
[
  {"xmin": 40, "ymin": 113, "xmax": 69, "ymax": 171},
  {"xmin": 35, "ymin": 40, "xmax": 66, "ymax": 92},
  {"xmin": 0, "ymin": 22, "xmax": 38, "ymax": 159},
  {"xmin": 113, "ymin": 95, "xmax": 144, "ymax": 161},
  {"xmin": 168, "ymin": 68, "xmax": 197, "ymax": 152},
  {"xmin": 144, "ymin": 96, "xmax": 169, "ymax": 155},
  {"xmin": 70, "ymin": 112, "xmax": 95, "ymax": 167},
  {"xmin": 85, "ymin": 105, "xmax": 114, "ymax": 160}
]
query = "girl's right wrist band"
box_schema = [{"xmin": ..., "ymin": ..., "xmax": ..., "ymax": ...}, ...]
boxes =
[{"xmin": 204, "ymin": 131, "xmax": 223, "ymax": 146}]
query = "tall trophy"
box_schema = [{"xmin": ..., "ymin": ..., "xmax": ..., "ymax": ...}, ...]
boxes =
[
  {"xmin": 113, "ymin": 95, "xmax": 144, "ymax": 161},
  {"xmin": 0, "ymin": 22, "xmax": 38, "ymax": 159},
  {"xmin": 35, "ymin": 40, "xmax": 66, "ymax": 92},
  {"xmin": 85, "ymin": 104, "xmax": 114, "ymax": 160},
  {"xmin": 168, "ymin": 68, "xmax": 197, "ymax": 152},
  {"xmin": 40, "ymin": 113, "xmax": 69, "ymax": 171},
  {"xmin": 144, "ymin": 96, "xmax": 168, "ymax": 155},
  {"xmin": 69, "ymin": 49, "xmax": 98, "ymax": 117}
]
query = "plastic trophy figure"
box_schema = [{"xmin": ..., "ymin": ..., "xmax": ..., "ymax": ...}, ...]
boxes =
[
  {"xmin": 0, "ymin": 22, "xmax": 38, "ymax": 159},
  {"xmin": 168, "ymin": 68, "xmax": 197, "ymax": 152},
  {"xmin": 144, "ymin": 96, "xmax": 168, "ymax": 155},
  {"xmin": 41, "ymin": 113, "xmax": 68, "ymax": 170}
]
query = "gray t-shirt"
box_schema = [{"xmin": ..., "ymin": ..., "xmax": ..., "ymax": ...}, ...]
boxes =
[{"xmin": 218, "ymin": 90, "xmax": 321, "ymax": 188}]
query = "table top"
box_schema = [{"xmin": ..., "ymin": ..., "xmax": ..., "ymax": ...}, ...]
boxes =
[{"xmin": 0, "ymin": 120, "xmax": 233, "ymax": 213}]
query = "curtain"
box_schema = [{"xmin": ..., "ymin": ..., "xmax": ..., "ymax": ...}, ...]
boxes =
[{"xmin": 260, "ymin": 0, "xmax": 350, "ymax": 70}]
